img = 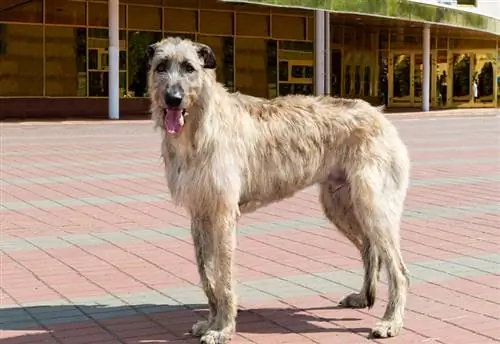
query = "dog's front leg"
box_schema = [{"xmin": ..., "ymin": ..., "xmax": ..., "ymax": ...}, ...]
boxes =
[
  {"xmin": 190, "ymin": 216, "xmax": 218, "ymax": 337},
  {"xmin": 199, "ymin": 212, "xmax": 238, "ymax": 344}
]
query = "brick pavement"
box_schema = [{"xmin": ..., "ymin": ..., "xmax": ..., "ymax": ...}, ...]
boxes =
[{"xmin": 1, "ymin": 112, "xmax": 499, "ymax": 344}]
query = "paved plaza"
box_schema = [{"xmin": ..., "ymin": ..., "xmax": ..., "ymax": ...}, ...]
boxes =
[{"xmin": 1, "ymin": 110, "xmax": 499, "ymax": 344}]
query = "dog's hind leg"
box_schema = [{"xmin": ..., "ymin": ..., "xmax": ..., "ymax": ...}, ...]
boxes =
[
  {"xmin": 190, "ymin": 216, "xmax": 218, "ymax": 337},
  {"xmin": 199, "ymin": 210, "xmax": 238, "ymax": 344},
  {"xmin": 348, "ymin": 164, "xmax": 410, "ymax": 338},
  {"xmin": 320, "ymin": 183, "xmax": 382, "ymax": 309}
]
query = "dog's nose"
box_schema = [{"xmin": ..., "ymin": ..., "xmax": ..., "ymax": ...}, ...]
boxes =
[{"xmin": 165, "ymin": 90, "xmax": 183, "ymax": 108}]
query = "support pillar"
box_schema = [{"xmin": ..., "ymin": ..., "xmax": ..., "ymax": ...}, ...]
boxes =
[
  {"xmin": 422, "ymin": 24, "xmax": 431, "ymax": 112},
  {"xmin": 108, "ymin": 0, "xmax": 120, "ymax": 120},
  {"xmin": 324, "ymin": 11, "xmax": 331, "ymax": 95},
  {"xmin": 314, "ymin": 10, "xmax": 325, "ymax": 96}
]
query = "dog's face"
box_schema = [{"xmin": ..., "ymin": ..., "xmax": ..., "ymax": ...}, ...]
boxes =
[{"xmin": 147, "ymin": 37, "xmax": 216, "ymax": 135}]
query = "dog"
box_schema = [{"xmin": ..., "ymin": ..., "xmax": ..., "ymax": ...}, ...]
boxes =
[{"xmin": 147, "ymin": 37, "xmax": 411, "ymax": 344}]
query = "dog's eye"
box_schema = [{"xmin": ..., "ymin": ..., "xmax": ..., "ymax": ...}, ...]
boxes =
[
  {"xmin": 183, "ymin": 63, "xmax": 195, "ymax": 73},
  {"xmin": 156, "ymin": 62, "xmax": 166, "ymax": 73}
]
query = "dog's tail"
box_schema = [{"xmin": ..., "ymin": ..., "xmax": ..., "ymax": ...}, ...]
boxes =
[{"xmin": 363, "ymin": 239, "xmax": 379, "ymax": 309}]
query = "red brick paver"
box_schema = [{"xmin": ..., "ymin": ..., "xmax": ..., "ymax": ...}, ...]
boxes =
[{"xmin": 1, "ymin": 112, "xmax": 499, "ymax": 344}]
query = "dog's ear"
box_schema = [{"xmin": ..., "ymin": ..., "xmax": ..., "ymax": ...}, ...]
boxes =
[
  {"xmin": 195, "ymin": 43, "xmax": 216, "ymax": 69},
  {"xmin": 146, "ymin": 43, "xmax": 157, "ymax": 62}
]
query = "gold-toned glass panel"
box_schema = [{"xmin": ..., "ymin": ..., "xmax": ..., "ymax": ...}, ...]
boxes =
[
  {"xmin": 88, "ymin": 3, "xmax": 126, "ymax": 28},
  {"xmin": 436, "ymin": 50, "xmax": 449, "ymax": 107},
  {"xmin": 45, "ymin": 0, "xmax": 86, "ymax": 26},
  {"xmin": 200, "ymin": 10, "xmax": 233, "ymax": 36},
  {"xmin": 0, "ymin": 0, "xmax": 43, "ymax": 23},
  {"xmin": 272, "ymin": 15, "xmax": 305, "ymax": 40},
  {"xmin": 307, "ymin": 17, "xmax": 313, "ymax": 41},
  {"xmin": 497, "ymin": 48, "xmax": 500, "ymax": 106},
  {"xmin": 128, "ymin": 5, "xmax": 162, "ymax": 31},
  {"xmin": 88, "ymin": 71, "xmax": 127, "ymax": 97},
  {"xmin": 164, "ymin": 8, "xmax": 197, "ymax": 33},
  {"xmin": 164, "ymin": 32, "xmax": 196, "ymax": 40},
  {"xmin": 392, "ymin": 54, "xmax": 411, "ymax": 102},
  {"xmin": 452, "ymin": 53, "xmax": 471, "ymax": 102},
  {"xmin": 235, "ymin": 37, "xmax": 268, "ymax": 97},
  {"xmin": 236, "ymin": 13, "xmax": 269, "ymax": 37},
  {"xmin": 164, "ymin": 0, "xmax": 199, "ymax": 7},
  {"xmin": 127, "ymin": 31, "xmax": 162, "ymax": 97},
  {"xmin": 437, "ymin": 36, "xmax": 447, "ymax": 50},
  {"xmin": 379, "ymin": 30, "xmax": 389, "ymax": 49},
  {"xmin": 379, "ymin": 51, "xmax": 389, "ymax": 105},
  {"xmin": 0, "ymin": 24, "xmax": 43, "ymax": 96},
  {"xmin": 122, "ymin": 0, "xmax": 163, "ymax": 5},
  {"xmin": 332, "ymin": 27, "xmax": 342, "ymax": 45},
  {"xmin": 45, "ymin": 26, "xmax": 87, "ymax": 97},
  {"xmin": 449, "ymin": 38, "xmax": 496, "ymax": 50},
  {"xmin": 198, "ymin": 36, "xmax": 234, "ymax": 91},
  {"xmin": 474, "ymin": 52, "xmax": 495, "ymax": 103},
  {"xmin": 390, "ymin": 33, "xmax": 421, "ymax": 50}
]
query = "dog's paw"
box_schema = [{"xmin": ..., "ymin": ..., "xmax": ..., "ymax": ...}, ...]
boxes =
[
  {"xmin": 369, "ymin": 320, "xmax": 403, "ymax": 338},
  {"xmin": 199, "ymin": 330, "xmax": 230, "ymax": 344},
  {"xmin": 338, "ymin": 292, "xmax": 368, "ymax": 309},
  {"xmin": 190, "ymin": 320, "xmax": 210, "ymax": 337}
]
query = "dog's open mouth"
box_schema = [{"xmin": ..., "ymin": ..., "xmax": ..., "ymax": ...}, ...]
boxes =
[{"xmin": 164, "ymin": 107, "xmax": 186, "ymax": 135}]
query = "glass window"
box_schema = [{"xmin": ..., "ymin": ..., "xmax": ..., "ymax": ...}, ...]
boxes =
[
  {"xmin": 128, "ymin": 5, "xmax": 162, "ymax": 31},
  {"xmin": 164, "ymin": 8, "xmax": 197, "ymax": 32},
  {"xmin": 127, "ymin": 31, "xmax": 162, "ymax": 97},
  {"xmin": 88, "ymin": 3, "xmax": 126, "ymax": 28},
  {"xmin": 198, "ymin": 36, "xmax": 234, "ymax": 91},
  {"xmin": 45, "ymin": 26, "xmax": 87, "ymax": 97},
  {"xmin": 164, "ymin": 0, "xmax": 199, "ymax": 7},
  {"xmin": 0, "ymin": 0, "xmax": 43, "ymax": 23},
  {"xmin": 0, "ymin": 24, "xmax": 43, "ymax": 96},
  {"xmin": 272, "ymin": 15, "xmax": 305, "ymax": 40},
  {"xmin": 200, "ymin": 10, "xmax": 233, "ymax": 36},
  {"xmin": 235, "ymin": 37, "xmax": 268, "ymax": 97},
  {"xmin": 236, "ymin": 13, "xmax": 269, "ymax": 37},
  {"xmin": 164, "ymin": 32, "xmax": 195, "ymax": 41},
  {"xmin": 45, "ymin": 0, "xmax": 86, "ymax": 26}
]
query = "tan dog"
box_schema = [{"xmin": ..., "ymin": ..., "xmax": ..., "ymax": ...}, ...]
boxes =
[{"xmin": 147, "ymin": 37, "xmax": 411, "ymax": 344}]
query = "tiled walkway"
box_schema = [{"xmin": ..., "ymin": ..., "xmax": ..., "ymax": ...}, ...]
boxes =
[{"xmin": 1, "ymin": 111, "xmax": 499, "ymax": 344}]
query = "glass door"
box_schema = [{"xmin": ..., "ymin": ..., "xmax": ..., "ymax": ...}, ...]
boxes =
[
  {"xmin": 451, "ymin": 53, "xmax": 472, "ymax": 104},
  {"xmin": 473, "ymin": 52, "xmax": 495, "ymax": 105},
  {"xmin": 389, "ymin": 53, "xmax": 411, "ymax": 106}
]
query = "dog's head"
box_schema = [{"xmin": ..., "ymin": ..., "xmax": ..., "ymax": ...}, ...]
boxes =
[{"xmin": 147, "ymin": 37, "xmax": 217, "ymax": 135}]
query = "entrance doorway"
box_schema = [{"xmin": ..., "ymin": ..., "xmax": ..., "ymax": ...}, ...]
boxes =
[
  {"xmin": 389, "ymin": 51, "xmax": 433, "ymax": 107},
  {"xmin": 450, "ymin": 51, "xmax": 496, "ymax": 107}
]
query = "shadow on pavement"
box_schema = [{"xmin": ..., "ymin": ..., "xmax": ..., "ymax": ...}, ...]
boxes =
[{"xmin": 0, "ymin": 303, "xmax": 369, "ymax": 343}]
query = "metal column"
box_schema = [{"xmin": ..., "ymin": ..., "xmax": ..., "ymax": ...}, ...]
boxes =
[
  {"xmin": 324, "ymin": 11, "xmax": 331, "ymax": 95},
  {"xmin": 422, "ymin": 24, "xmax": 431, "ymax": 112},
  {"xmin": 108, "ymin": 0, "xmax": 120, "ymax": 120},
  {"xmin": 314, "ymin": 10, "xmax": 325, "ymax": 96}
]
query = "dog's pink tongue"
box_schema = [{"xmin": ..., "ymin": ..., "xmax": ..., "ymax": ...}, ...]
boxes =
[{"xmin": 164, "ymin": 109, "xmax": 184, "ymax": 134}]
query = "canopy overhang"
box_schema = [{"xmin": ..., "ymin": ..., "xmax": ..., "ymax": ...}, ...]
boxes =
[{"xmin": 220, "ymin": 0, "xmax": 500, "ymax": 36}]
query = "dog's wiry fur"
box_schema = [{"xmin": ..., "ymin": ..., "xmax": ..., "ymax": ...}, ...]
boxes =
[{"xmin": 148, "ymin": 37, "xmax": 411, "ymax": 344}]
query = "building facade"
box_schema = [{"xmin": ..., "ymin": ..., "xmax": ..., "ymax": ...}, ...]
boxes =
[{"xmin": 0, "ymin": 0, "xmax": 498, "ymax": 119}]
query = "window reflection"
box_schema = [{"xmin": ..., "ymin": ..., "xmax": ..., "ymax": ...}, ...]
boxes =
[
  {"xmin": 45, "ymin": 26, "xmax": 87, "ymax": 96},
  {"xmin": 198, "ymin": 35, "xmax": 234, "ymax": 91},
  {"xmin": 0, "ymin": 0, "xmax": 43, "ymax": 23},
  {"xmin": 392, "ymin": 54, "xmax": 411, "ymax": 99},
  {"xmin": 474, "ymin": 53, "xmax": 494, "ymax": 103},
  {"xmin": 452, "ymin": 53, "xmax": 471, "ymax": 101},
  {"xmin": 235, "ymin": 37, "xmax": 268, "ymax": 97},
  {"xmin": 0, "ymin": 24, "xmax": 43, "ymax": 96},
  {"xmin": 128, "ymin": 31, "xmax": 161, "ymax": 97}
]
